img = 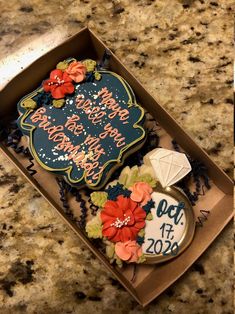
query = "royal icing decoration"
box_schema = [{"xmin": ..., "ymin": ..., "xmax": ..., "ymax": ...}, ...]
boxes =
[
  {"xmin": 86, "ymin": 149, "xmax": 195, "ymax": 266},
  {"xmin": 17, "ymin": 58, "xmax": 145, "ymax": 189},
  {"xmin": 142, "ymin": 187, "xmax": 195, "ymax": 263},
  {"xmin": 144, "ymin": 148, "xmax": 192, "ymax": 188}
]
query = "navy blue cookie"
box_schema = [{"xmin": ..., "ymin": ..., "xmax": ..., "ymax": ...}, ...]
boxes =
[{"xmin": 17, "ymin": 59, "xmax": 146, "ymax": 189}]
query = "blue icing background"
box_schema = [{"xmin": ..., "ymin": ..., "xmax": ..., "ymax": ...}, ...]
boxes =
[{"xmin": 18, "ymin": 71, "xmax": 145, "ymax": 188}]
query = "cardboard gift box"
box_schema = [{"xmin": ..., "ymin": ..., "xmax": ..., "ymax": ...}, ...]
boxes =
[{"xmin": 0, "ymin": 27, "xmax": 233, "ymax": 306}]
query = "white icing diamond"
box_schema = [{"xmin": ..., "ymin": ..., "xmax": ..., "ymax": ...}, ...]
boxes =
[{"xmin": 144, "ymin": 148, "xmax": 191, "ymax": 188}]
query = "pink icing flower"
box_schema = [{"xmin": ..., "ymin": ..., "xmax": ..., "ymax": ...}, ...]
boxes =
[
  {"xmin": 115, "ymin": 241, "xmax": 142, "ymax": 262},
  {"xmin": 129, "ymin": 182, "xmax": 153, "ymax": 206},
  {"xmin": 65, "ymin": 61, "xmax": 87, "ymax": 83}
]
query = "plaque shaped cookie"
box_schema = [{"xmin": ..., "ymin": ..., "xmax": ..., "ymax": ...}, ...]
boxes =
[{"xmin": 17, "ymin": 58, "xmax": 145, "ymax": 189}]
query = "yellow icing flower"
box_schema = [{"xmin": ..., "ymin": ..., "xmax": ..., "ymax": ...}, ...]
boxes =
[
  {"xmin": 94, "ymin": 72, "xmax": 102, "ymax": 81},
  {"xmin": 90, "ymin": 191, "xmax": 108, "ymax": 208},
  {"xmin": 85, "ymin": 213, "xmax": 102, "ymax": 239},
  {"xmin": 22, "ymin": 99, "xmax": 37, "ymax": 109},
  {"xmin": 82, "ymin": 59, "xmax": 97, "ymax": 72},
  {"xmin": 56, "ymin": 61, "xmax": 69, "ymax": 71},
  {"xmin": 52, "ymin": 99, "xmax": 65, "ymax": 108}
]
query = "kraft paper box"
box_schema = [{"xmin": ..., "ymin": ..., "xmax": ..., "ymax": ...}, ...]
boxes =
[{"xmin": 0, "ymin": 27, "xmax": 233, "ymax": 306}]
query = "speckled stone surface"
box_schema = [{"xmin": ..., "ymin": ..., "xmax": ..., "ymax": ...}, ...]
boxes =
[{"xmin": 0, "ymin": 0, "xmax": 233, "ymax": 313}]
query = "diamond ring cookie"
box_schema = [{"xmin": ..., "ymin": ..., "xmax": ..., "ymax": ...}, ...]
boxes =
[
  {"xmin": 86, "ymin": 149, "xmax": 195, "ymax": 266},
  {"xmin": 144, "ymin": 148, "xmax": 192, "ymax": 188},
  {"xmin": 17, "ymin": 58, "xmax": 146, "ymax": 189}
]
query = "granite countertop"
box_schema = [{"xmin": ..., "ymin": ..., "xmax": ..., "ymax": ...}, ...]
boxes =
[{"xmin": 0, "ymin": 0, "xmax": 233, "ymax": 313}]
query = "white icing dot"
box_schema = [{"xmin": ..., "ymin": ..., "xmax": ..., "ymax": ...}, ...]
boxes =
[{"xmin": 110, "ymin": 216, "xmax": 131, "ymax": 228}]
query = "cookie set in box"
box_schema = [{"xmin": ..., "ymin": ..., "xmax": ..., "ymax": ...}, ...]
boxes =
[{"xmin": 0, "ymin": 28, "xmax": 233, "ymax": 306}]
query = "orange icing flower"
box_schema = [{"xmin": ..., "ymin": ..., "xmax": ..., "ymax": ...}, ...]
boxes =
[
  {"xmin": 129, "ymin": 182, "xmax": 153, "ymax": 206},
  {"xmin": 115, "ymin": 241, "xmax": 142, "ymax": 262},
  {"xmin": 100, "ymin": 195, "xmax": 146, "ymax": 243},
  {"xmin": 65, "ymin": 61, "xmax": 87, "ymax": 83},
  {"xmin": 43, "ymin": 69, "xmax": 74, "ymax": 99}
]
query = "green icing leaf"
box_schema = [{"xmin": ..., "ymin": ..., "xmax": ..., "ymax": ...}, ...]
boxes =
[
  {"xmin": 85, "ymin": 214, "xmax": 102, "ymax": 239},
  {"xmin": 118, "ymin": 166, "xmax": 131, "ymax": 185},
  {"xmin": 52, "ymin": 99, "xmax": 65, "ymax": 108},
  {"xmin": 146, "ymin": 212, "xmax": 153, "ymax": 220},
  {"xmin": 138, "ymin": 228, "xmax": 145, "ymax": 237},
  {"xmin": 125, "ymin": 168, "xmax": 138, "ymax": 188},
  {"xmin": 56, "ymin": 61, "xmax": 69, "ymax": 70},
  {"xmin": 118, "ymin": 165, "xmax": 157, "ymax": 189},
  {"xmin": 114, "ymin": 254, "xmax": 123, "ymax": 268},
  {"xmin": 137, "ymin": 254, "xmax": 146, "ymax": 264},
  {"xmin": 105, "ymin": 180, "xmax": 120, "ymax": 189},
  {"xmin": 128, "ymin": 170, "xmax": 138, "ymax": 186},
  {"xmin": 118, "ymin": 173, "xmax": 128, "ymax": 186},
  {"xmin": 105, "ymin": 241, "xmax": 123, "ymax": 267},
  {"xmin": 22, "ymin": 99, "xmax": 37, "ymax": 109},
  {"xmin": 137, "ymin": 174, "xmax": 157, "ymax": 188},
  {"xmin": 91, "ymin": 191, "xmax": 108, "ymax": 208},
  {"xmin": 106, "ymin": 242, "xmax": 115, "ymax": 259}
]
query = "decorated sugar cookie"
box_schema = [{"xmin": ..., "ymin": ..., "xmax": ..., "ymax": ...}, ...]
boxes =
[
  {"xmin": 86, "ymin": 149, "xmax": 195, "ymax": 266},
  {"xmin": 17, "ymin": 58, "xmax": 146, "ymax": 189},
  {"xmin": 144, "ymin": 148, "xmax": 192, "ymax": 188}
]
